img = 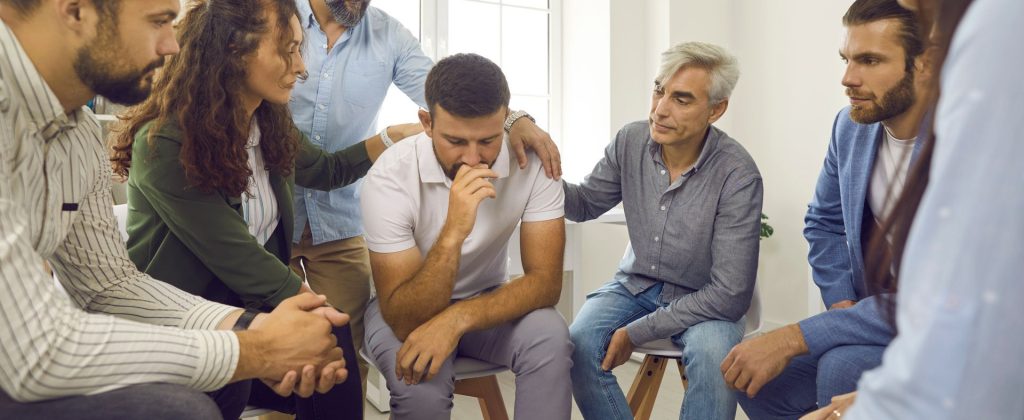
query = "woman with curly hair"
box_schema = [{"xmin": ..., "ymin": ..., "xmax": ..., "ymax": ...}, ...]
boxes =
[{"xmin": 109, "ymin": 0, "xmax": 419, "ymax": 417}]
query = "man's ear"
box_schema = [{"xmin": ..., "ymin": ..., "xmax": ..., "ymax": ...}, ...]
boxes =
[
  {"xmin": 708, "ymin": 99, "xmax": 729, "ymax": 125},
  {"xmin": 418, "ymin": 108, "xmax": 433, "ymax": 138},
  {"xmin": 915, "ymin": 45, "xmax": 938, "ymax": 84},
  {"xmin": 55, "ymin": 0, "xmax": 99, "ymax": 39}
]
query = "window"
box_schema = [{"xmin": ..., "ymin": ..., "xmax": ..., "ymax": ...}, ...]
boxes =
[{"xmin": 374, "ymin": 0, "xmax": 560, "ymax": 135}]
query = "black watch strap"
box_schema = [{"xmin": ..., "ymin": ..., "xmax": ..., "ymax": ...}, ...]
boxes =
[{"xmin": 232, "ymin": 309, "xmax": 260, "ymax": 331}]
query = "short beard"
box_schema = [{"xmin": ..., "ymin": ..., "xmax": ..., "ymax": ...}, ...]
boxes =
[
  {"xmin": 327, "ymin": 0, "xmax": 370, "ymax": 27},
  {"xmin": 73, "ymin": 19, "xmax": 163, "ymax": 106},
  {"xmin": 849, "ymin": 69, "xmax": 916, "ymax": 124}
]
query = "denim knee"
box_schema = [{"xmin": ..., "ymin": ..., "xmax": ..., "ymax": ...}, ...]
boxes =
[{"xmin": 680, "ymin": 320, "xmax": 743, "ymax": 373}]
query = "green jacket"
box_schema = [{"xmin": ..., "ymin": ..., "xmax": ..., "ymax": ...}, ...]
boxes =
[{"xmin": 125, "ymin": 120, "xmax": 371, "ymax": 310}]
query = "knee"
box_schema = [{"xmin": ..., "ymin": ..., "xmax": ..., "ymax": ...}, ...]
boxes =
[
  {"xmin": 517, "ymin": 310, "xmax": 574, "ymax": 370},
  {"xmin": 389, "ymin": 380, "xmax": 454, "ymax": 416},
  {"xmin": 569, "ymin": 315, "xmax": 613, "ymax": 363},
  {"xmin": 816, "ymin": 346, "xmax": 882, "ymax": 397},
  {"xmin": 681, "ymin": 337, "xmax": 733, "ymax": 373}
]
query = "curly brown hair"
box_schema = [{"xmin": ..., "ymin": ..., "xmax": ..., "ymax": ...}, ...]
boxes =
[{"xmin": 110, "ymin": 0, "xmax": 302, "ymax": 197}]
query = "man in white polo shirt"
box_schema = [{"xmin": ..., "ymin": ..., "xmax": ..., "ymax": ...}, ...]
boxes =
[{"xmin": 360, "ymin": 53, "xmax": 572, "ymax": 419}]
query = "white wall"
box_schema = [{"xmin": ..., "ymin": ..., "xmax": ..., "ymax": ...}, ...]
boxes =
[{"xmin": 562, "ymin": 0, "xmax": 853, "ymax": 327}]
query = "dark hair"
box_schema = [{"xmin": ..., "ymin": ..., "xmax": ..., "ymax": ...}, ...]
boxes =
[
  {"xmin": 424, "ymin": 53, "xmax": 510, "ymax": 118},
  {"xmin": 2, "ymin": 0, "xmax": 120, "ymax": 18},
  {"xmin": 864, "ymin": 0, "xmax": 976, "ymax": 327},
  {"xmin": 843, "ymin": 0, "xmax": 925, "ymax": 72},
  {"xmin": 110, "ymin": 0, "xmax": 302, "ymax": 197}
]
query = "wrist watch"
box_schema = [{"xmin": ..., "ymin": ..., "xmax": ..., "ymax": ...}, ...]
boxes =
[
  {"xmin": 232, "ymin": 309, "xmax": 260, "ymax": 331},
  {"xmin": 504, "ymin": 110, "xmax": 535, "ymax": 133}
]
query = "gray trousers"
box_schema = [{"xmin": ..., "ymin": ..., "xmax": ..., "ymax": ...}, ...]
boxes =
[
  {"xmin": 364, "ymin": 299, "xmax": 574, "ymax": 420},
  {"xmin": 0, "ymin": 383, "xmax": 221, "ymax": 420}
]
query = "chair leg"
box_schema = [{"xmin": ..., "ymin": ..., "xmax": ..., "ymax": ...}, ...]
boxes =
[
  {"xmin": 627, "ymin": 355, "xmax": 668, "ymax": 420},
  {"xmin": 676, "ymin": 358, "xmax": 688, "ymax": 390},
  {"xmin": 454, "ymin": 375, "xmax": 509, "ymax": 420}
]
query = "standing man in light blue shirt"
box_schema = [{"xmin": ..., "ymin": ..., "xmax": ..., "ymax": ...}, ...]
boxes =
[{"xmin": 289, "ymin": 0, "xmax": 562, "ymax": 393}]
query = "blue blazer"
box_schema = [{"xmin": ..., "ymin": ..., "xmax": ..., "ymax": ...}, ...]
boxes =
[
  {"xmin": 804, "ymin": 106, "xmax": 924, "ymax": 307},
  {"xmin": 797, "ymin": 107, "xmax": 924, "ymax": 357},
  {"xmin": 804, "ymin": 106, "xmax": 882, "ymax": 308}
]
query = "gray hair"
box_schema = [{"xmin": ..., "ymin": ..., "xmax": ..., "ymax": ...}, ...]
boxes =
[{"xmin": 655, "ymin": 42, "xmax": 740, "ymax": 105}]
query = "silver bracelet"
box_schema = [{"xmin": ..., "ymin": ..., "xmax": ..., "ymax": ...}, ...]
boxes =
[
  {"xmin": 379, "ymin": 126, "xmax": 395, "ymax": 148},
  {"xmin": 504, "ymin": 110, "xmax": 535, "ymax": 133}
]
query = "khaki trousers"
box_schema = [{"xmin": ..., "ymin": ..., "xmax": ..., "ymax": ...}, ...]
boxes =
[{"xmin": 290, "ymin": 224, "xmax": 372, "ymax": 399}]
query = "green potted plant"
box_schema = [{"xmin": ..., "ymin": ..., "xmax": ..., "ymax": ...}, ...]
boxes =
[{"xmin": 760, "ymin": 214, "xmax": 774, "ymax": 240}]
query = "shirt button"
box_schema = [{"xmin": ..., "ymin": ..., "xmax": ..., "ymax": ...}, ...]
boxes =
[
  {"xmin": 322, "ymin": 44, "xmax": 328, "ymax": 49},
  {"xmin": 660, "ymin": 169, "xmax": 666, "ymax": 175},
  {"xmin": 314, "ymin": 135, "xmax": 322, "ymax": 141},
  {"xmin": 654, "ymin": 236, "xmax": 660, "ymax": 242},
  {"xmin": 650, "ymin": 265, "xmax": 657, "ymax": 270},
  {"xmin": 660, "ymin": 205, "xmax": 666, "ymax": 211},
  {"xmin": 317, "ymin": 104, "xmax": 326, "ymax": 110},
  {"xmin": 322, "ymin": 73, "xmax": 330, "ymax": 79}
]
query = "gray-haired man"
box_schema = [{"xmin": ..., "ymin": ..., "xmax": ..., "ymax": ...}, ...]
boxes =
[{"xmin": 566, "ymin": 41, "xmax": 763, "ymax": 420}]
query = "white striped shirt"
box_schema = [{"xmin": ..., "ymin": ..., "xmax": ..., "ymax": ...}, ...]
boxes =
[
  {"xmin": 0, "ymin": 22, "xmax": 239, "ymax": 402},
  {"xmin": 242, "ymin": 119, "xmax": 279, "ymax": 245}
]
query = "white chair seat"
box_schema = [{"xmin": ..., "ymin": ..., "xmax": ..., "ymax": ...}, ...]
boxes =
[{"xmin": 634, "ymin": 339, "xmax": 681, "ymax": 357}]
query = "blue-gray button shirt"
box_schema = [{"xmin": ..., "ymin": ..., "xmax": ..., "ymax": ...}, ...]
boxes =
[
  {"xmin": 290, "ymin": 3, "xmax": 432, "ymax": 244},
  {"xmin": 564, "ymin": 121, "xmax": 763, "ymax": 345}
]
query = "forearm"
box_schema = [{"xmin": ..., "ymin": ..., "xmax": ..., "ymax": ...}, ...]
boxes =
[
  {"xmin": 383, "ymin": 229, "xmax": 462, "ymax": 339},
  {"xmin": 797, "ymin": 296, "xmax": 895, "ymax": 357},
  {"xmin": 1, "ymin": 295, "xmax": 239, "ymax": 401},
  {"xmin": 563, "ymin": 181, "xmax": 617, "ymax": 222},
  {"xmin": 627, "ymin": 280, "xmax": 751, "ymax": 345},
  {"xmin": 562, "ymin": 143, "xmax": 623, "ymax": 223},
  {"xmin": 443, "ymin": 268, "xmax": 562, "ymax": 335}
]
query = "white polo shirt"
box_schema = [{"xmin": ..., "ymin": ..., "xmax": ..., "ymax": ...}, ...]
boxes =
[{"xmin": 361, "ymin": 133, "xmax": 564, "ymax": 299}]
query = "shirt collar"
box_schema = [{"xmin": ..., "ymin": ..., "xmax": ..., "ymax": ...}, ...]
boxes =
[
  {"xmin": 417, "ymin": 134, "xmax": 511, "ymax": 186},
  {"xmin": 647, "ymin": 125, "xmax": 721, "ymax": 174},
  {"xmin": 297, "ymin": 0, "xmax": 316, "ymax": 29},
  {"xmin": 0, "ymin": 21, "xmax": 79, "ymax": 141}
]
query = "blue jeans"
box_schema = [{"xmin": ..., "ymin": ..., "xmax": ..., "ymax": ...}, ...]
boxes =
[
  {"xmin": 736, "ymin": 345, "xmax": 884, "ymax": 420},
  {"xmin": 570, "ymin": 281, "xmax": 744, "ymax": 420}
]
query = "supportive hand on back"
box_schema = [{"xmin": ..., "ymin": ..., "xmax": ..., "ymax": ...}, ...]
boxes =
[{"xmin": 506, "ymin": 117, "xmax": 562, "ymax": 180}]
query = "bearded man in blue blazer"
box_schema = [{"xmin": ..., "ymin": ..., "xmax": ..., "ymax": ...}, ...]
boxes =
[{"xmin": 719, "ymin": 0, "xmax": 934, "ymax": 418}]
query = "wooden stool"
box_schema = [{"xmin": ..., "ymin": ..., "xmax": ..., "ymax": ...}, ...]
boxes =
[
  {"xmin": 626, "ymin": 286, "xmax": 764, "ymax": 420},
  {"xmin": 626, "ymin": 339, "xmax": 687, "ymax": 420}
]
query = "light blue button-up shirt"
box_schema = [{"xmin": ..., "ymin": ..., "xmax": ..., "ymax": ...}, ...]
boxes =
[
  {"xmin": 290, "ymin": 2, "xmax": 432, "ymax": 244},
  {"xmin": 847, "ymin": 0, "xmax": 1024, "ymax": 418}
]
